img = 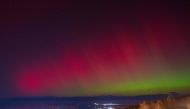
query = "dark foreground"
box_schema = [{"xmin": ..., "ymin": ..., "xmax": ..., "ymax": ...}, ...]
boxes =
[{"xmin": 0, "ymin": 93, "xmax": 189, "ymax": 109}]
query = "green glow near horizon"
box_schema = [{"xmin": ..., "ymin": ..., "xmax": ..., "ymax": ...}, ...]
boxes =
[{"xmin": 84, "ymin": 70, "xmax": 190, "ymax": 96}]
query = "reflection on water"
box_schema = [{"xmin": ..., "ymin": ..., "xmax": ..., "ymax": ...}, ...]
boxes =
[
  {"xmin": 0, "ymin": 101, "xmax": 132, "ymax": 109},
  {"xmin": 1, "ymin": 95, "xmax": 190, "ymax": 109}
]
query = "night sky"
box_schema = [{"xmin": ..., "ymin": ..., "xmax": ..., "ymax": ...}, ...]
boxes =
[{"xmin": 1, "ymin": 0, "xmax": 190, "ymax": 97}]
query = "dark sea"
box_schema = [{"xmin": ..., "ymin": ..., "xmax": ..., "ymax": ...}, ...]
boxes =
[{"xmin": 0, "ymin": 95, "xmax": 168, "ymax": 109}]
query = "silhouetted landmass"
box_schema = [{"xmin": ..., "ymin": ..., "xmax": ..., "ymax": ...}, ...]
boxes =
[
  {"xmin": 0, "ymin": 94, "xmax": 168, "ymax": 104},
  {"xmin": 0, "ymin": 93, "xmax": 189, "ymax": 109}
]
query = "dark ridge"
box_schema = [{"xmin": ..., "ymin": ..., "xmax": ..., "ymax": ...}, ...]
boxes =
[{"xmin": 0, "ymin": 93, "xmax": 171, "ymax": 104}]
